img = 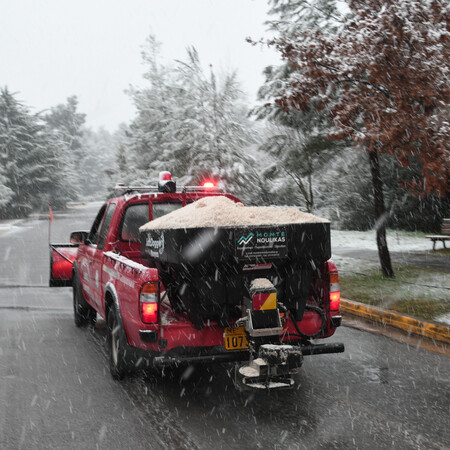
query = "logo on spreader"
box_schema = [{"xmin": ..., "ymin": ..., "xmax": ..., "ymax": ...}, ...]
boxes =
[{"xmin": 237, "ymin": 233, "xmax": 254, "ymax": 245}]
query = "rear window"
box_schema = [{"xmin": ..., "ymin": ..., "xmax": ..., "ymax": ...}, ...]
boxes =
[
  {"xmin": 152, "ymin": 202, "xmax": 182, "ymax": 220},
  {"xmin": 120, "ymin": 204, "xmax": 149, "ymax": 241},
  {"xmin": 120, "ymin": 201, "xmax": 184, "ymax": 241}
]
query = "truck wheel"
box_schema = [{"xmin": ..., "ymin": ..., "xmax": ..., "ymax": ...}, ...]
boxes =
[
  {"xmin": 73, "ymin": 276, "xmax": 96, "ymax": 328},
  {"xmin": 107, "ymin": 306, "xmax": 128, "ymax": 380}
]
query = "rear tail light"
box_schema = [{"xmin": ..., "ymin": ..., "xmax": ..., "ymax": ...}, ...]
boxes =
[
  {"xmin": 327, "ymin": 261, "xmax": 341, "ymax": 312},
  {"xmin": 140, "ymin": 282, "xmax": 159, "ymax": 323},
  {"xmin": 330, "ymin": 291, "xmax": 341, "ymax": 309}
]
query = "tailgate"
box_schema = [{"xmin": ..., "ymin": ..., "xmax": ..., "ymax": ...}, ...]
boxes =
[{"xmin": 49, "ymin": 244, "xmax": 78, "ymax": 287}]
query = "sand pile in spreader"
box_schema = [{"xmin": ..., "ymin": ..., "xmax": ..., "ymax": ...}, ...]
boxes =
[{"xmin": 140, "ymin": 196, "xmax": 328, "ymax": 230}]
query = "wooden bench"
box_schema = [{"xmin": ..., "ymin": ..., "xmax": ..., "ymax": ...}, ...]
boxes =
[{"xmin": 426, "ymin": 218, "xmax": 450, "ymax": 250}]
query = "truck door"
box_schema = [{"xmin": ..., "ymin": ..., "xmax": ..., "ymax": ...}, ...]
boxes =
[
  {"xmin": 90, "ymin": 203, "xmax": 116, "ymax": 311},
  {"xmin": 77, "ymin": 203, "xmax": 115, "ymax": 310}
]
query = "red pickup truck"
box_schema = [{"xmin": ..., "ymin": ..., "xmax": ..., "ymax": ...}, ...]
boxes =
[{"xmin": 50, "ymin": 173, "xmax": 344, "ymax": 390}]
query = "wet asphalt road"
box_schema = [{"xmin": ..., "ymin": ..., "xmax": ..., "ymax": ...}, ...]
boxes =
[{"xmin": 0, "ymin": 204, "xmax": 449, "ymax": 449}]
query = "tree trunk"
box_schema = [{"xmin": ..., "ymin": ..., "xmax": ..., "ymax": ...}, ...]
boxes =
[{"xmin": 368, "ymin": 149, "xmax": 394, "ymax": 278}]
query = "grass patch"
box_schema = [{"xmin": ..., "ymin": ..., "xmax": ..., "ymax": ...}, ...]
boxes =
[
  {"xmin": 412, "ymin": 248, "xmax": 450, "ymax": 257},
  {"xmin": 340, "ymin": 265, "xmax": 450, "ymax": 321},
  {"xmin": 390, "ymin": 299, "xmax": 450, "ymax": 321},
  {"xmin": 430, "ymin": 248, "xmax": 450, "ymax": 256}
]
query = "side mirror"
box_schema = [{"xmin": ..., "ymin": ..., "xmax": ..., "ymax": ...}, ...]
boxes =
[{"xmin": 70, "ymin": 231, "xmax": 89, "ymax": 245}]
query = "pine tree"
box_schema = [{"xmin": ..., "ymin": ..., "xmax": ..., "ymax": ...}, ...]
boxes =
[
  {"xmin": 171, "ymin": 48, "xmax": 255, "ymax": 195},
  {"xmin": 125, "ymin": 36, "xmax": 257, "ymax": 200},
  {"xmin": 125, "ymin": 36, "xmax": 178, "ymax": 181},
  {"xmin": 0, "ymin": 164, "xmax": 12, "ymax": 209},
  {"xmin": 0, "ymin": 88, "xmax": 70, "ymax": 217},
  {"xmin": 44, "ymin": 96, "xmax": 86, "ymax": 198},
  {"xmin": 79, "ymin": 127, "xmax": 117, "ymax": 197},
  {"xmin": 253, "ymin": 100, "xmax": 341, "ymax": 212},
  {"xmin": 108, "ymin": 123, "xmax": 130, "ymax": 184}
]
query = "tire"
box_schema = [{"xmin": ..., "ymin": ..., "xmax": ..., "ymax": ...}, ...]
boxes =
[
  {"xmin": 106, "ymin": 305, "xmax": 129, "ymax": 380},
  {"xmin": 73, "ymin": 273, "xmax": 96, "ymax": 328}
]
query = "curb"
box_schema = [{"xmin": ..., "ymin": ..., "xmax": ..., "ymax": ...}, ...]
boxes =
[{"xmin": 340, "ymin": 299, "xmax": 450, "ymax": 345}]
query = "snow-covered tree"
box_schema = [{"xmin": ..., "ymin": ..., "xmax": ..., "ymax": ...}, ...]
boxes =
[
  {"xmin": 0, "ymin": 87, "xmax": 72, "ymax": 217},
  {"xmin": 251, "ymin": 0, "xmax": 345, "ymax": 211},
  {"xmin": 45, "ymin": 96, "xmax": 86, "ymax": 155},
  {"xmin": 115, "ymin": 125, "xmax": 129, "ymax": 178},
  {"xmin": 125, "ymin": 36, "xmax": 257, "ymax": 200},
  {"xmin": 102, "ymin": 123, "xmax": 132, "ymax": 187},
  {"xmin": 124, "ymin": 36, "xmax": 176, "ymax": 182},
  {"xmin": 44, "ymin": 96, "xmax": 86, "ymax": 198},
  {"xmin": 79, "ymin": 127, "xmax": 117, "ymax": 197},
  {"xmin": 268, "ymin": 0, "xmax": 450, "ymax": 277},
  {"xmin": 0, "ymin": 164, "xmax": 13, "ymax": 209},
  {"xmin": 328, "ymin": 149, "xmax": 450, "ymax": 232},
  {"xmin": 253, "ymin": 99, "xmax": 342, "ymax": 212},
  {"xmin": 171, "ymin": 48, "xmax": 255, "ymax": 194},
  {"xmin": 265, "ymin": 0, "xmax": 343, "ymax": 34}
]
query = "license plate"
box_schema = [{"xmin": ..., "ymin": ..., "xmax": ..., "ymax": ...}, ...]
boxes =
[{"xmin": 224, "ymin": 326, "xmax": 249, "ymax": 351}]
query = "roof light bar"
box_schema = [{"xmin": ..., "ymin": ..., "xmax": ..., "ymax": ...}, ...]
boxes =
[{"xmin": 112, "ymin": 173, "xmax": 223, "ymax": 196}]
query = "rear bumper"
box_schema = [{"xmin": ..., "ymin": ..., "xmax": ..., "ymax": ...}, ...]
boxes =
[
  {"xmin": 152, "ymin": 351, "xmax": 249, "ymax": 367},
  {"xmin": 128, "ymin": 342, "xmax": 345, "ymax": 368}
]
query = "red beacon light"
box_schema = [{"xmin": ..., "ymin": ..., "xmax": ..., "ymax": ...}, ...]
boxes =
[
  {"xmin": 159, "ymin": 171, "xmax": 172, "ymax": 181},
  {"xmin": 203, "ymin": 181, "xmax": 215, "ymax": 188},
  {"xmin": 158, "ymin": 171, "xmax": 176, "ymax": 193}
]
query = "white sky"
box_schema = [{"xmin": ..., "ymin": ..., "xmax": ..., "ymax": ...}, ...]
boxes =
[{"xmin": 0, "ymin": 0, "xmax": 281, "ymax": 131}]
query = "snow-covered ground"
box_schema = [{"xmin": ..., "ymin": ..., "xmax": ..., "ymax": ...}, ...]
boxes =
[
  {"xmin": 331, "ymin": 229, "xmax": 432, "ymax": 252},
  {"xmin": 330, "ymin": 229, "xmax": 434, "ymax": 275},
  {"xmin": 0, "ymin": 220, "xmax": 23, "ymax": 236},
  {"xmin": 0, "ymin": 223, "xmax": 17, "ymax": 234},
  {"xmin": 330, "ymin": 228, "xmax": 447, "ymax": 275}
]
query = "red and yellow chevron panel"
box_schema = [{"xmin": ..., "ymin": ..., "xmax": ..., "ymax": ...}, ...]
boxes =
[{"xmin": 252, "ymin": 292, "xmax": 277, "ymax": 311}]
